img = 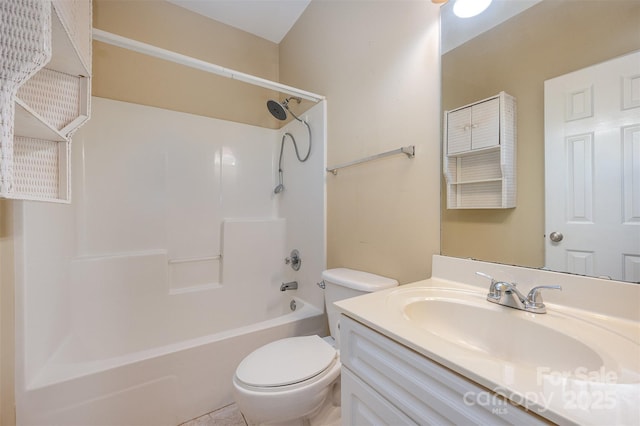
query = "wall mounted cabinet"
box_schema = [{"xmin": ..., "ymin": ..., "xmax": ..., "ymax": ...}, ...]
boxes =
[
  {"xmin": 1, "ymin": 0, "xmax": 91, "ymax": 202},
  {"xmin": 443, "ymin": 92, "xmax": 516, "ymax": 209}
]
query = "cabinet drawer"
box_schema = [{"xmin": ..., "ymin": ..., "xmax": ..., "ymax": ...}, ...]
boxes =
[{"xmin": 340, "ymin": 315, "xmax": 546, "ymax": 425}]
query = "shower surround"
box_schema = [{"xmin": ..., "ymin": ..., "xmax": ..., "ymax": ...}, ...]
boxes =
[{"xmin": 13, "ymin": 97, "xmax": 327, "ymax": 424}]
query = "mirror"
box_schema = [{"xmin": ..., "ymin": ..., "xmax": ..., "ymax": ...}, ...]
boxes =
[{"xmin": 440, "ymin": 0, "xmax": 640, "ymax": 283}]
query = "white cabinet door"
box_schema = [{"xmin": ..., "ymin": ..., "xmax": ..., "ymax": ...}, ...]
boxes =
[
  {"xmin": 471, "ymin": 98, "xmax": 500, "ymax": 150},
  {"xmin": 342, "ymin": 368, "xmax": 418, "ymax": 426},
  {"xmin": 447, "ymin": 97, "xmax": 500, "ymax": 155},
  {"xmin": 447, "ymin": 106, "xmax": 472, "ymax": 154}
]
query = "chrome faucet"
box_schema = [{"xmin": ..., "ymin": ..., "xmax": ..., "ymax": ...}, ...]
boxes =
[
  {"xmin": 280, "ymin": 281, "xmax": 298, "ymax": 291},
  {"xmin": 476, "ymin": 272, "xmax": 561, "ymax": 314}
]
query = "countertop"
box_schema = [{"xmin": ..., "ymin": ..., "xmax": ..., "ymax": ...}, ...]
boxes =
[{"xmin": 335, "ymin": 274, "xmax": 640, "ymax": 425}]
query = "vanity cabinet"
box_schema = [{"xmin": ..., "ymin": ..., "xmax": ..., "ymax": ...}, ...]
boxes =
[
  {"xmin": 443, "ymin": 92, "xmax": 516, "ymax": 209},
  {"xmin": 1, "ymin": 0, "xmax": 91, "ymax": 202},
  {"xmin": 340, "ymin": 315, "xmax": 545, "ymax": 425}
]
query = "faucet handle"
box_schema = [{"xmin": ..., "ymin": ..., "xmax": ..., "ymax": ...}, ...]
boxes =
[
  {"xmin": 285, "ymin": 249, "xmax": 302, "ymax": 271},
  {"xmin": 476, "ymin": 272, "xmax": 497, "ymax": 289},
  {"xmin": 525, "ymin": 285, "xmax": 562, "ymax": 312},
  {"xmin": 475, "ymin": 271, "xmax": 495, "ymax": 284}
]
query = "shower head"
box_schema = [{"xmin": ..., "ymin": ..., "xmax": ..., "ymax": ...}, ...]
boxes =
[
  {"xmin": 267, "ymin": 97, "xmax": 302, "ymax": 121},
  {"xmin": 267, "ymin": 100, "xmax": 287, "ymax": 121}
]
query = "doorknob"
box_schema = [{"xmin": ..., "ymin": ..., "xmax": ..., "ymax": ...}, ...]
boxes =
[{"xmin": 549, "ymin": 231, "xmax": 563, "ymax": 243}]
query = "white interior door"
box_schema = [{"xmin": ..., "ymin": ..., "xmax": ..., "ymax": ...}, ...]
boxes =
[{"xmin": 545, "ymin": 51, "xmax": 640, "ymax": 282}]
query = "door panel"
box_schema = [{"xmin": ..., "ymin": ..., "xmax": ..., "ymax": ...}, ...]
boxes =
[{"xmin": 545, "ymin": 51, "xmax": 640, "ymax": 282}]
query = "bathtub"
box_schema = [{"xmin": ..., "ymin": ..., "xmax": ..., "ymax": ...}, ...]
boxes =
[
  {"xmin": 18, "ymin": 296, "xmax": 327, "ymax": 425},
  {"xmin": 15, "ymin": 217, "xmax": 327, "ymax": 425},
  {"xmin": 14, "ymin": 98, "xmax": 327, "ymax": 425}
]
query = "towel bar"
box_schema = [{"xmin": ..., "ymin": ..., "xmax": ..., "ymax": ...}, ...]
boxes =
[{"xmin": 326, "ymin": 145, "xmax": 415, "ymax": 175}]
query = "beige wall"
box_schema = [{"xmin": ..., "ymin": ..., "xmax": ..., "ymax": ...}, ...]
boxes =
[
  {"xmin": 94, "ymin": 0, "xmax": 442, "ymax": 283},
  {"xmin": 0, "ymin": 200, "xmax": 15, "ymax": 425},
  {"xmin": 280, "ymin": 1, "xmax": 442, "ymax": 283},
  {"xmin": 441, "ymin": 0, "xmax": 640, "ymax": 268},
  {"xmin": 92, "ymin": 0, "xmax": 282, "ymax": 128}
]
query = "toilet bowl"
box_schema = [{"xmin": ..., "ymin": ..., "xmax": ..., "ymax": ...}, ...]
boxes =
[
  {"xmin": 233, "ymin": 336, "xmax": 341, "ymax": 424},
  {"xmin": 232, "ymin": 268, "xmax": 398, "ymax": 425}
]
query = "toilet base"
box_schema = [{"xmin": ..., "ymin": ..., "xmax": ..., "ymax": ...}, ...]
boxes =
[{"xmin": 240, "ymin": 380, "xmax": 341, "ymax": 426}]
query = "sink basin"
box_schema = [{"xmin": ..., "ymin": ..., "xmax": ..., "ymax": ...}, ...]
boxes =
[
  {"xmin": 402, "ymin": 296, "xmax": 604, "ymax": 373},
  {"xmin": 380, "ymin": 286, "xmax": 633, "ymax": 380}
]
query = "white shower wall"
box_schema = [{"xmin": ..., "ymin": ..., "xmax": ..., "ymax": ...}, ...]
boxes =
[
  {"xmin": 75, "ymin": 98, "xmax": 274, "ymax": 258},
  {"xmin": 276, "ymin": 100, "xmax": 327, "ymax": 309},
  {"xmin": 15, "ymin": 97, "xmax": 326, "ymax": 393}
]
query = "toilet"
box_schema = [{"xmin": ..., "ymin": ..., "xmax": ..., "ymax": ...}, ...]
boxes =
[{"xmin": 232, "ymin": 268, "xmax": 398, "ymax": 425}]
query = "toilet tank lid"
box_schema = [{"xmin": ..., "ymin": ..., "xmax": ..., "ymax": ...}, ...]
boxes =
[{"xmin": 321, "ymin": 268, "xmax": 398, "ymax": 292}]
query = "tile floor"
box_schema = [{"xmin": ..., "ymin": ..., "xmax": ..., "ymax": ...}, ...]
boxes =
[
  {"xmin": 179, "ymin": 404, "xmax": 248, "ymax": 426},
  {"xmin": 179, "ymin": 402, "xmax": 341, "ymax": 426}
]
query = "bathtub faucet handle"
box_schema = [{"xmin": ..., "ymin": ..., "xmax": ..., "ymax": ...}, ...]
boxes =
[{"xmin": 285, "ymin": 249, "xmax": 302, "ymax": 271}]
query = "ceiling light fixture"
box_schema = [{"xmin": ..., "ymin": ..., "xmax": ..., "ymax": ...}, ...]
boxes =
[
  {"xmin": 432, "ymin": 0, "xmax": 493, "ymax": 18},
  {"xmin": 453, "ymin": 0, "xmax": 493, "ymax": 18}
]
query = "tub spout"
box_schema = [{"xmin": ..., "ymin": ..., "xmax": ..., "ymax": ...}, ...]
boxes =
[{"xmin": 280, "ymin": 281, "xmax": 298, "ymax": 291}]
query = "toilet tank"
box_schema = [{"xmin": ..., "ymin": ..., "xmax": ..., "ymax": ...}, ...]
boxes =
[{"xmin": 322, "ymin": 268, "xmax": 398, "ymax": 347}]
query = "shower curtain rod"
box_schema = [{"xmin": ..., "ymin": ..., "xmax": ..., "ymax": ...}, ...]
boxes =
[{"xmin": 92, "ymin": 29, "xmax": 325, "ymax": 103}]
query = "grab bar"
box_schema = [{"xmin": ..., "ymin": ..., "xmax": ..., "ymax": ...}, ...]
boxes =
[
  {"xmin": 326, "ymin": 145, "xmax": 415, "ymax": 175},
  {"xmin": 168, "ymin": 255, "xmax": 221, "ymax": 264}
]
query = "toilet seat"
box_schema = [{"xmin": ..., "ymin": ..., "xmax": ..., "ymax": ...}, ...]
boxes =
[{"xmin": 235, "ymin": 335, "xmax": 337, "ymax": 388}]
